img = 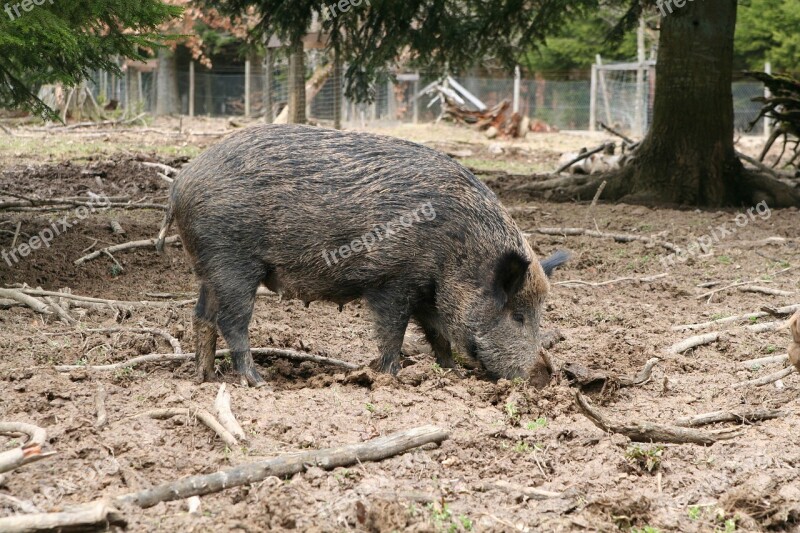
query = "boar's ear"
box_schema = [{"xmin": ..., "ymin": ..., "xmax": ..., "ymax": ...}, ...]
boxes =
[
  {"xmin": 494, "ymin": 251, "xmax": 530, "ymax": 306},
  {"xmin": 540, "ymin": 250, "xmax": 570, "ymax": 278}
]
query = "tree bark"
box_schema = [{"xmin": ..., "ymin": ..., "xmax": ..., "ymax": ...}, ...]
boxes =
[{"xmin": 288, "ymin": 40, "xmax": 306, "ymax": 124}]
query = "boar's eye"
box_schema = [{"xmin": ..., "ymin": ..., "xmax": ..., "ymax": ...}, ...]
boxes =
[{"xmin": 512, "ymin": 312, "xmax": 525, "ymax": 325}]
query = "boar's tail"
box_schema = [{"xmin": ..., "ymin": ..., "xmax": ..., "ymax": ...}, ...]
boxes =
[
  {"xmin": 155, "ymin": 202, "xmax": 174, "ymax": 254},
  {"xmin": 540, "ymin": 250, "xmax": 570, "ymax": 277}
]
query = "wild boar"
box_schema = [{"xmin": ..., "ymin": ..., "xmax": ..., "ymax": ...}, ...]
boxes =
[{"xmin": 158, "ymin": 125, "xmax": 567, "ymax": 387}]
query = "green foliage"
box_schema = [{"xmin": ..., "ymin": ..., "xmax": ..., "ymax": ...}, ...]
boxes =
[
  {"xmin": 0, "ymin": 0, "xmax": 182, "ymax": 119},
  {"xmin": 735, "ymin": 0, "xmax": 800, "ymax": 76}
]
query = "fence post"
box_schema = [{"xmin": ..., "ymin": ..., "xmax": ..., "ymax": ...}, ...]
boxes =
[
  {"xmin": 244, "ymin": 59, "xmax": 251, "ymax": 118},
  {"xmin": 590, "ymin": 63, "xmax": 598, "ymax": 132},
  {"xmin": 264, "ymin": 46, "xmax": 273, "ymax": 123},
  {"xmin": 413, "ymin": 71, "xmax": 419, "ymax": 124},
  {"xmin": 764, "ymin": 61, "xmax": 772, "ymax": 139},
  {"xmin": 189, "ymin": 61, "xmax": 195, "ymax": 118},
  {"xmin": 513, "ymin": 65, "xmax": 521, "ymax": 114},
  {"xmin": 634, "ymin": 16, "xmax": 646, "ymax": 136},
  {"xmin": 333, "ymin": 48, "xmax": 342, "ymax": 129}
]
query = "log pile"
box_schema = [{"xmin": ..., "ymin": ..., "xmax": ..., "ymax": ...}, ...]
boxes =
[{"xmin": 430, "ymin": 84, "xmax": 552, "ymax": 139}]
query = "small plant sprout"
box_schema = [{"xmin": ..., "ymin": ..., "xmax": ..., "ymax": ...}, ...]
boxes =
[
  {"xmin": 526, "ymin": 417, "xmax": 547, "ymax": 431},
  {"xmin": 625, "ymin": 445, "xmax": 664, "ymax": 473}
]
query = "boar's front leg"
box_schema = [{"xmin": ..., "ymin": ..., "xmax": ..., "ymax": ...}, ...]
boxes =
[
  {"xmin": 416, "ymin": 317, "xmax": 457, "ymax": 371},
  {"xmin": 365, "ymin": 286, "xmax": 412, "ymax": 375}
]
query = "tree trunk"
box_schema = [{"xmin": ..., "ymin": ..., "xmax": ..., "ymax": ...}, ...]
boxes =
[
  {"xmin": 543, "ymin": 0, "xmax": 800, "ymax": 208},
  {"xmin": 155, "ymin": 48, "xmax": 179, "ymax": 116},
  {"xmin": 288, "ymin": 40, "xmax": 306, "ymax": 124},
  {"xmin": 607, "ymin": 0, "xmax": 742, "ymax": 205}
]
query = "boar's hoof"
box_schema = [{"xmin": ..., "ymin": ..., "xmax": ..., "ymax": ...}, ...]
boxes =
[
  {"xmin": 369, "ymin": 357, "xmax": 400, "ymax": 376},
  {"xmin": 239, "ymin": 367, "xmax": 268, "ymax": 388}
]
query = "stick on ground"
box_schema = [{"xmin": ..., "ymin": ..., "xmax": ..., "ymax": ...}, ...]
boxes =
[
  {"xmin": 732, "ymin": 366, "xmax": 796, "ymax": 389},
  {"xmin": 54, "ymin": 346, "xmax": 359, "ymax": 373},
  {"xmin": 574, "ymin": 392, "xmax": 741, "ymax": 445},
  {"xmin": 74, "ymin": 235, "xmax": 180, "ymax": 265},
  {"xmin": 0, "ymin": 422, "xmax": 52, "ymax": 474},
  {"xmin": 116, "ymin": 425, "xmax": 449, "ymax": 509},
  {"xmin": 214, "ymin": 384, "xmax": 246, "ymax": 442},
  {"xmin": 0, "ymin": 499, "xmax": 126, "ymax": 533},
  {"xmin": 531, "ymin": 227, "xmax": 678, "ymax": 253},
  {"xmin": 667, "ymin": 332, "xmax": 721, "ymax": 355},
  {"xmin": 138, "ymin": 408, "xmax": 238, "ymax": 449},
  {"xmin": 675, "ymin": 408, "xmax": 789, "ymax": 427}
]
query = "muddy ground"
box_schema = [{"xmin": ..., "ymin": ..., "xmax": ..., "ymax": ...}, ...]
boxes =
[{"xmin": 1, "ymin": 121, "xmax": 799, "ymax": 532}]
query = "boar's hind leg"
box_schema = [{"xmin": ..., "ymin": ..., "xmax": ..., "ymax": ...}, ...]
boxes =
[
  {"xmin": 194, "ymin": 283, "xmax": 219, "ymax": 383},
  {"xmin": 365, "ymin": 287, "xmax": 411, "ymax": 375},
  {"xmin": 213, "ymin": 272, "xmax": 266, "ymax": 388}
]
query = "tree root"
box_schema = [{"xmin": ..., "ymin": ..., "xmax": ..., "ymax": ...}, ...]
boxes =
[
  {"xmin": 574, "ymin": 392, "xmax": 741, "ymax": 445},
  {"xmin": 116, "ymin": 425, "xmax": 448, "ymax": 508}
]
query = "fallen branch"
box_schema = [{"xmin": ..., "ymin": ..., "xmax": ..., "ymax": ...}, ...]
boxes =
[
  {"xmin": 10, "ymin": 288, "xmax": 195, "ymax": 309},
  {"xmin": 575, "ymin": 393, "xmax": 741, "ymax": 445},
  {"xmin": 214, "ymin": 384, "xmax": 246, "ymax": 442},
  {"xmin": 738, "ymin": 285, "xmax": 794, "ymax": 297},
  {"xmin": 554, "ymin": 143, "xmax": 614, "ymax": 174},
  {"xmin": 74, "ymin": 235, "xmax": 180, "ymax": 265},
  {"xmin": 43, "ymin": 296, "xmax": 76, "ymax": 325},
  {"xmin": 732, "ymin": 366, "xmax": 796, "ymax": 389},
  {"xmin": 618, "ymin": 357, "xmax": 661, "ymax": 387},
  {"xmin": 740, "ymin": 353, "xmax": 789, "ymax": 368},
  {"xmin": 667, "ymin": 332, "xmax": 721, "ymax": 355},
  {"xmin": 555, "ymin": 273, "xmax": 668, "ymax": 288},
  {"xmin": 117, "ymin": 425, "xmax": 448, "ymax": 509},
  {"xmin": 139, "ymin": 408, "xmax": 238, "ymax": 449},
  {"xmin": 562, "ymin": 357, "xmax": 660, "ymax": 391},
  {"xmin": 673, "ymin": 303, "xmax": 800, "ymax": 331},
  {"xmin": 675, "ymin": 408, "xmax": 789, "ymax": 427},
  {"xmin": 531, "ymin": 227, "xmax": 678, "ymax": 253},
  {"xmin": 85, "ymin": 327, "xmax": 182, "ymax": 354},
  {"xmin": 0, "ymin": 499, "xmax": 126, "ymax": 532},
  {"xmin": 141, "ymin": 161, "xmax": 179, "ymax": 175},
  {"xmin": 0, "ymin": 422, "xmax": 51, "ymax": 474},
  {"xmin": 54, "ymin": 346, "xmax": 359, "ymax": 372},
  {"xmin": 599, "ymin": 122, "xmax": 636, "ymax": 147},
  {"xmin": 0, "ymin": 288, "xmax": 52, "ymax": 315}
]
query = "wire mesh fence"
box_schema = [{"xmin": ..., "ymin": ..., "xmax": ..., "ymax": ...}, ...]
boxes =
[{"xmin": 89, "ymin": 63, "xmax": 770, "ymax": 135}]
